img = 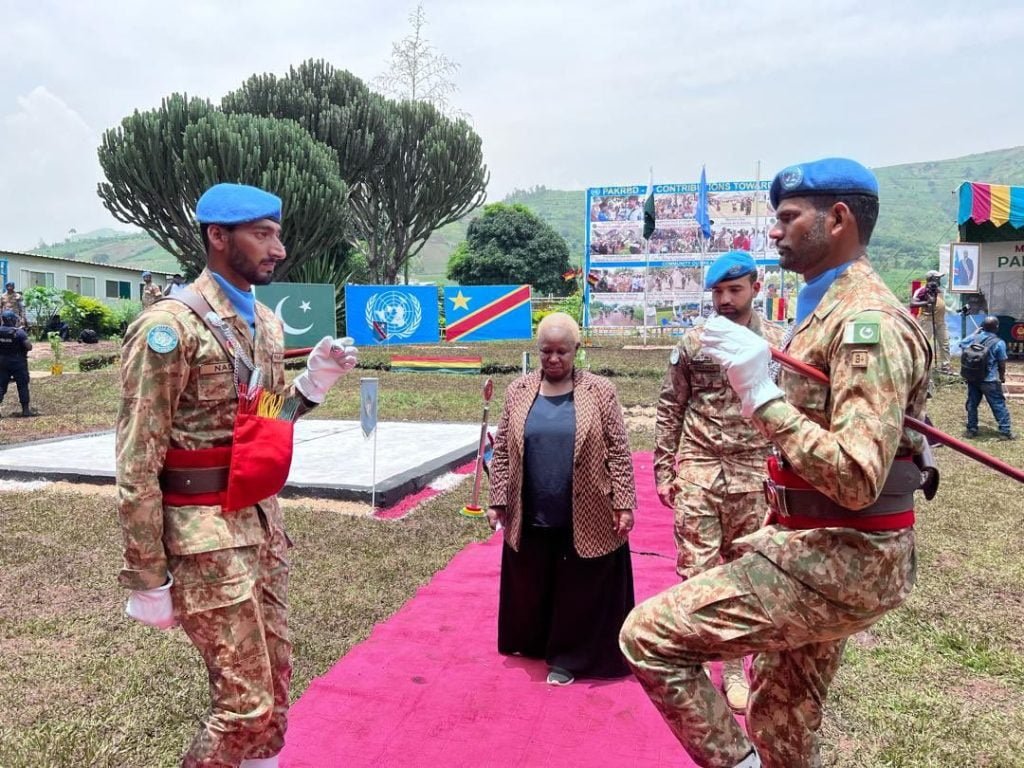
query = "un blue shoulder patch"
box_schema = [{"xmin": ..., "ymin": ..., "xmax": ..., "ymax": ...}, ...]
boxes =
[{"xmin": 147, "ymin": 324, "xmax": 179, "ymax": 353}]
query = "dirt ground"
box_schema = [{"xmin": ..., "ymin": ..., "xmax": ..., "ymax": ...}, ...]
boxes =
[
  {"xmin": 28, "ymin": 339, "xmax": 120, "ymax": 364},
  {"xmin": 6, "ymin": 479, "xmax": 375, "ymax": 517}
]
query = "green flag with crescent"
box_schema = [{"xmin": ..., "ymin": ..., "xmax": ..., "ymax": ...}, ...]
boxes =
[{"xmin": 254, "ymin": 282, "xmax": 336, "ymax": 349}]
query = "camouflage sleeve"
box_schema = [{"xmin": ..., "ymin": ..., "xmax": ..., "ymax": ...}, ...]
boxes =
[
  {"xmin": 653, "ymin": 351, "xmax": 688, "ymax": 488},
  {"xmin": 599, "ymin": 379, "xmax": 636, "ymax": 511},
  {"xmin": 115, "ymin": 311, "xmax": 191, "ymax": 590},
  {"xmin": 753, "ymin": 311, "xmax": 921, "ymax": 510}
]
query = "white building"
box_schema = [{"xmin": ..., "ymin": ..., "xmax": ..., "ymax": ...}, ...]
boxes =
[{"xmin": 0, "ymin": 249, "xmax": 172, "ymax": 304}]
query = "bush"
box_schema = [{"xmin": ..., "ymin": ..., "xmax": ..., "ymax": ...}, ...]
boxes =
[
  {"xmin": 531, "ymin": 308, "xmax": 555, "ymax": 332},
  {"xmin": 108, "ymin": 299, "xmax": 143, "ymax": 335},
  {"xmin": 23, "ymin": 286, "xmax": 63, "ymax": 339},
  {"xmin": 79, "ymin": 353, "xmax": 120, "ymax": 372},
  {"xmin": 60, "ymin": 292, "xmax": 119, "ymax": 337}
]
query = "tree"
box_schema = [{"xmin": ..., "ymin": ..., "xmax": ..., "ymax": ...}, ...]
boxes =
[
  {"xmin": 446, "ymin": 203, "xmax": 572, "ymax": 296},
  {"xmin": 374, "ymin": 3, "xmax": 466, "ymax": 119},
  {"xmin": 227, "ymin": 60, "xmax": 488, "ymax": 284},
  {"xmin": 22, "ymin": 285, "xmax": 62, "ymax": 339},
  {"xmin": 221, "ymin": 60, "xmax": 393, "ymax": 198},
  {"xmin": 353, "ymin": 99, "xmax": 487, "ymax": 283},
  {"xmin": 97, "ymin": 95, "xmax": 350, "ymax": 279}
]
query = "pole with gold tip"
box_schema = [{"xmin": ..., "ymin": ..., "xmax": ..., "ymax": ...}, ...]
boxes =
[{"xmin": 461, "ymin": 377, "xmax": 494, "ymax": 517}]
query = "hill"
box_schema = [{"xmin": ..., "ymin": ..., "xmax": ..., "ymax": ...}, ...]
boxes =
[
  {"xmin": 871, "ymin": 146, "xmax": 1024, "ymax": 293},
  {"xmin": 32, "ymin": 230, "xmax": 181, "ymax": 273},
  {"xmin": 29, "ymin": 147, "xmax": 1024, "ymax": 294}
]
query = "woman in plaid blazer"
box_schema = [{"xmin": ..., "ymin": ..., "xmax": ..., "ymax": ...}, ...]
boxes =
[{"xmin": 487, "ymin": 313, "xmax": 636, "ymax": 685}]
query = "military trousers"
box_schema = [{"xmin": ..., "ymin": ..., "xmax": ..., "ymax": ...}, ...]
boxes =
[
  {"xmin": 170, "ymin": 520, "xmax": 291, "ymax": 768},
  {"xmin": 672, "ymin": 477, "xmax": 765, "ymax": 581},
  {"xmin": 0, "ymin": 357, "xmax": 30, "ymax": 407},
  {"xmin": 620, "ymin": 549, "xmax": 904, "ymax": 768}
]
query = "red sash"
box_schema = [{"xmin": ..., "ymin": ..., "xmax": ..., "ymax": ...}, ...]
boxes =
[{"xmin": 765, "ymin": 456, "xmax": 916, "ymax": 531}]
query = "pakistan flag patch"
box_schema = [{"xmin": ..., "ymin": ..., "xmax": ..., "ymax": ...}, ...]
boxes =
[{"xmin": 843, "ymin": 320, "xmax": 880, "ymax": 345}]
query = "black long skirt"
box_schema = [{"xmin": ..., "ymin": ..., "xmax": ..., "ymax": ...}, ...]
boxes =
[{"xmin": 497, "ymin": 524, "xmax": 635, "ymax": 679}]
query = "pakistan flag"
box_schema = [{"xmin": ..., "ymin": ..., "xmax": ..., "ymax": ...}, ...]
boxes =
[{"xmin": 255, "ymin": 282, "xmax": 336, "ymax": 349}]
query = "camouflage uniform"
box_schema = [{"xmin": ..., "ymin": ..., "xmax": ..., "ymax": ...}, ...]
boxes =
[
  {"xmin": 913, "ymin": 286, "xmax": 950, "ymax": 370},
  {"xmin": 0, "ymin": 290, "xmax": 26, "ymax": 328},
  {"xmin": 117, "ymin": 268, "xmax": 301, "ymax": 768},
  {"xmin": 654, "ymin": 313, "xmax": 786, "ymax": 579},
  {"xmin": 621, "ymin": 258, "xmax": 931, "ymax": 768},
  {"xmin": 141, "ymin": 281, "xmax": 164, "ymax": 308}
]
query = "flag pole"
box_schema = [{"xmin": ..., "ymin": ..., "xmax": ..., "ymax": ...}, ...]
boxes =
[
  {"xmin": 371, "ymin": 422, "xmax": 378, "ymax": 510},
  {"xmin": 642, "ymin": 167, "xmax": 655, "ymax": 345},
  {"xmin": 698, "ymin": 164, "xmax": 709, "ymax": 318}
]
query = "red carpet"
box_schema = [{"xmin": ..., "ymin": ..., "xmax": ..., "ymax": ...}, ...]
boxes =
[{"xmin": 281, "ymin": 453, "xmax": 737, "ymax": 767}]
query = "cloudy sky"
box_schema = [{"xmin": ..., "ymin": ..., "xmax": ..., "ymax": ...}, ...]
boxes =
[{"xmin": 1, "ymin": 0, "xmax": 1022, "ymax": 249}]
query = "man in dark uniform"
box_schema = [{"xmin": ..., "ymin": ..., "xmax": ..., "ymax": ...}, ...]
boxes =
[{"xmin": 0, "ymin": 309, "xmax": 38, "ymax": 417}]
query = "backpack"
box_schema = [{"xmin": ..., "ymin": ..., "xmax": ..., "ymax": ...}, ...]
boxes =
[{"xmin": 960, "ymin": 334, "xmax": 999, "ymax": 382}]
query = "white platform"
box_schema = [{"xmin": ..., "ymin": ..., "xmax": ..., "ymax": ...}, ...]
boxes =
[{"xmin": 0, "ymin": 420, "xmax": 480, "ymax": 506}]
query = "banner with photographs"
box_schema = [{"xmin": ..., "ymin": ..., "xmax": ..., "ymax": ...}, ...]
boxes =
[{"xmin": 584, "ymin": 181, "xmax": 785, "ymax": 328}]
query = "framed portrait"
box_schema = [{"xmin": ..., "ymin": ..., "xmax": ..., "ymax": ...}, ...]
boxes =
[{"xmin": 950, "ymin": 243, "xmax": 980, "ymax": 293}]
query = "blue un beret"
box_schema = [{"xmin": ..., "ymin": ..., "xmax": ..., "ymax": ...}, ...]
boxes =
[
  {"xmin": 704, "ymin": 250, "xmax": 757, "ymax": 290},
  {"xmin": 770, "ymin": 157, "xmax": 878, "ymax": 209},
  {"xmin": 1, "ymin": 310, "xmax": 16, "ymax": 322},
  {"xmin": 195, "ymin": 183, "xmax": 282, "ymax": 225}
]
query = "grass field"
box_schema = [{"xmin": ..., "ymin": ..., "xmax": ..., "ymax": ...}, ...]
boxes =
[{"xmin": 1, "ymin": 341, "xmax": 1022, "ymax": 767}]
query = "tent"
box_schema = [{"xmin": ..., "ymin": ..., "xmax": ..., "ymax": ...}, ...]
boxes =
[{"xmin": 956, "ymin": 181, "xmax": 1024, "ymax": 356}]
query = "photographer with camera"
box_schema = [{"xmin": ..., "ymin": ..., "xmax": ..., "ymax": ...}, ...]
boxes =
[{"xmin": 911, "ymin": 270, "xmax": 952, "ymax": 373}]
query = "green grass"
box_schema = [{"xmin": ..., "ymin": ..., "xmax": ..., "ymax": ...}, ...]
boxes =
[{"xmin": 1, "ymin": 341, "xmax": 1023, "ymax": 766}]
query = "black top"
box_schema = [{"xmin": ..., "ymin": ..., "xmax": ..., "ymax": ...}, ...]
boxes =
[
  {"xmin": 0, "ymin": 326, "xmax": 29, "ymax": 358},
  {"xmin": 522, "ymin": 392, "xmax": 576, "ymax": 528}
]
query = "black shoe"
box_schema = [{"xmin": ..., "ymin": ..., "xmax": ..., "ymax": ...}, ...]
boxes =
[
  {"xmin": 546, "ymin": 667, "xmax": 575, "ymax": 686},
  {"xmin": 14, "ymin": 408, "xmax": 39, "ymax": 418},
  {"xmin": 964, "ymin": 429, "xmax": 978, "ymax": 438},
  {"xmin": 998, "ymin": 432, "xmax": 1017, "ymax": 441}
]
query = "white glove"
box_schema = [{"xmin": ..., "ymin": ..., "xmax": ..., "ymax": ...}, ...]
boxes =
[
  {"xmin": 125, "ymin": 573, "xmax": 177, "ymax": 630},
  {"xmin": 294, "ymin": 336, "xmax": 358, "ymax": 404},
  {"xmin": 701, "ymin": 315, "xmax": 784, "ymax": 418}
]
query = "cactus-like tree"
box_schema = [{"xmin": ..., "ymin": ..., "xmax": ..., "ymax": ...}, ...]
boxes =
[
  {"xmin": 97, "ymin": 94, "xmax": 349, "ymax": 279},
  {"xmin": 224, "ymin": 60, "xmax": 488, "ymax": 284}
]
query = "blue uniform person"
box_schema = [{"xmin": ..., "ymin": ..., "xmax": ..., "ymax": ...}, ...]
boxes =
[{"xmin": 0, "ymin": 309, "xmax": 38, "ymax": 417}]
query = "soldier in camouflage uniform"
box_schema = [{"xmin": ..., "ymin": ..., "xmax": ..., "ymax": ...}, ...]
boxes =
[
  {"xmin": 654, "ymin": 250, "xmax": 786, "ymax": 713},
  {"xmin": 1, "ymin": 281, "xmax": 27, "ymax": 328},
  {"xmin": 117, "ymin": 184, "xmax": 357, "ymax": 768},
  {"xmin": 140, "ymin": 271, "xmax": 164, "ymax": 308},
  {"xmin": 621, "ymin": 158, "xmax": 931, "ymax": 768}
]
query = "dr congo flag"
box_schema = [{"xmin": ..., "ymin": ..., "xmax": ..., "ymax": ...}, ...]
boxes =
[{"xmin": 444, "ymin": 285, "xmax": 532, "ymax": 343}]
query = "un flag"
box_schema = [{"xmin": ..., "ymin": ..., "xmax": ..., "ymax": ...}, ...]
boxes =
[{"xmin": 344, "ymin": 285, "xmax": 440, "ymax": 345}]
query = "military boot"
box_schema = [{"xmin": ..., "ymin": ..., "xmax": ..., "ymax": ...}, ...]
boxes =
[
  {"xmin": 16, "ymin": 405, "xmax": 39, "ymax": 417},
  {"xmin": 723, "ymin": 658, "xmax": 749, "ymax": 712}
]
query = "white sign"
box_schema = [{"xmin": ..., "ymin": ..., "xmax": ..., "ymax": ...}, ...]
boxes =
[{"xmin": 978, "ymin": 240, "xmax": 1024, "ymax": 272}]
